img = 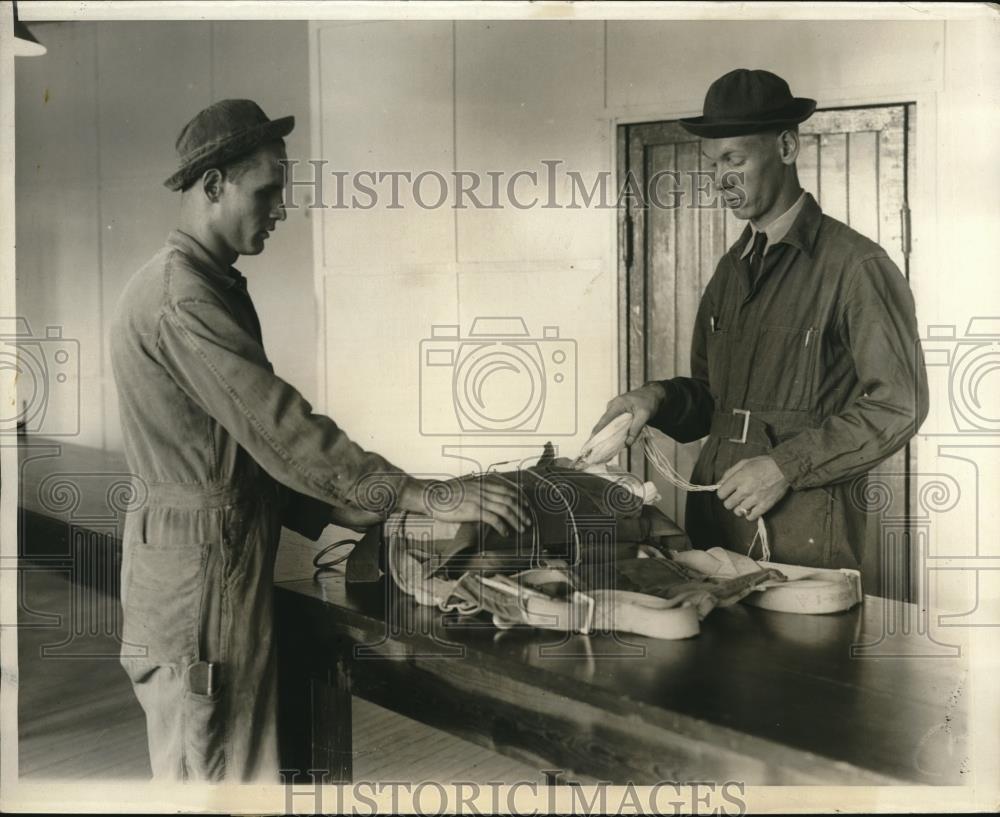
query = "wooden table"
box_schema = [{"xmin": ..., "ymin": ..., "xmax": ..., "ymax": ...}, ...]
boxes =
[
  {"xmin": 275, "ymin": 567, "xmax": 968, "ymax": 786},
  {"xmin": 16, "ymin": 438, "xmax": 969, "ymax": 786}
]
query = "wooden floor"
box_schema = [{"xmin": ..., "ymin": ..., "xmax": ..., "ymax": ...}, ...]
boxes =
[{"xmin": 16, "ymin": 568, "xmax": 542, "ymax": 782}]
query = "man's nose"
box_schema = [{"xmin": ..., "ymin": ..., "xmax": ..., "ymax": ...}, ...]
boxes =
[{"xmin": 272, "ymin": 202, "xmax": 287, "ymax": 222}]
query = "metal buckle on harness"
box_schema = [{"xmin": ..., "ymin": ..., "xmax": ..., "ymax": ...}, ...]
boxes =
[{"xmin": 730, "ymin": 408, "xmax": 751, "ymax": 444}]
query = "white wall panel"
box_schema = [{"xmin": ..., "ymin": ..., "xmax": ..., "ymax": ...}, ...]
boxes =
[
  {"xmin": 15, "ymin": 182, "xmax": 103, "ymax": 447},
  {"xmin": 454, "ymin": 21, "xmax": 607, "ymax": 264},
  {"xmin": 607, "ymin": 21, "xmax": 945, "ymax": 112},
  {"xmin": 214, "ymin": 21, "xmax": 318, "ymax": 403},
  {"xmin": 316, "ymin": 22, "xmax": 455, "ymax": 270},
  {"xmin": 322, "ymin": 271, "xmax": 460, "ymax": 476},
  {"xmin": 96, "ymin": 22, "xmax": 213, "ymax": 183},
  {"xmin": 14, "ymin": 23, "xmax": 99, "ymax": 186}
]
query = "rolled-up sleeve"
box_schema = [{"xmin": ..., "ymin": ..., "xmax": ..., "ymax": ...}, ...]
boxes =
[
  {"xmin": 770, "ymin": 254, "xmax": 929, "ymax": 488},
  {"xmin": 156, "ymin": 293, "xmax": 409, "ymax": 515}
]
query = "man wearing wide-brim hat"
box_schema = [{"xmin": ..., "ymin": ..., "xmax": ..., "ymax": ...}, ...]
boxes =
[
  {"xmin": 594, "ymin": 69, "xmax": 928, "ymax": 570},
  {"xmin": 110, "ymin": 99, "xmax": 528, "ymax": 782}
]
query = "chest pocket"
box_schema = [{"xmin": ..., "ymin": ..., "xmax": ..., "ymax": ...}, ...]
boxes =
[{"xmin": 746, "ymin": 325, "xmax": 819, "ymax": 411}]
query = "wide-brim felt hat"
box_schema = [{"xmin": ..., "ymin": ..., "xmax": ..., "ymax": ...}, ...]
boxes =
[
  {"xmin": 164, "ymin": 98, "xmax": 294, "ymax": 191},
  {"xmin": 679, "ymin": 69, "xmax": 816, "ymax": 138}
]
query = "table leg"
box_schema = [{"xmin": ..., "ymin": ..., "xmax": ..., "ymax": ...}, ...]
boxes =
[
  {"xmin": 277, "ymin": 618, "xmax": 313, "ymax": 778},
  {"xmin": 311, "ymin": 654, "xmax": 353, "ymax": 783}
]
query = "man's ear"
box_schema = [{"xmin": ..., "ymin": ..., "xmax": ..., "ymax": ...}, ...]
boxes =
[
  {"xmin": 201, "ymin": 168, "xmax": 224, "ymax": 203},
  {"xmin": 777, "ymin": 129, "xmax": 800, "ymax": 166}
]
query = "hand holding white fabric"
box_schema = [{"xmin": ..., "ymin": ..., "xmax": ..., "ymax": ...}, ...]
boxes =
[
  {"xmin": 589, "ymin": 382, "xmax": 667, "ymax": 448},
  {"xmin": 576, "ymin": 412, "xmax": 633, "ymax": 466}
]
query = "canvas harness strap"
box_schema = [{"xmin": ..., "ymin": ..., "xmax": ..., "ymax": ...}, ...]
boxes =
[{"xmin": 443, "ymin": 569, "xmax": 702, "ymax": 640}]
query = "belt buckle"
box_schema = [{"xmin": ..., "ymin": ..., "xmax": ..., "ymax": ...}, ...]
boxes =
[{"xmin": 730, "ymin": 408, "xmax": 751, "ymax": 444}]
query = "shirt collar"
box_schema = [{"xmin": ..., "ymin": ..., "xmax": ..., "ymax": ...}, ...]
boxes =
[
  {"xmin": 778, "ymin": 190, "xmax": 823, "ymax": 258},
  {"xmin": 738, "ymin": 189, "xmax": 809, "ymax": 260},
  {"xmin": 166, "ymin": 230, "xmax": 246, "ymax": 291}
]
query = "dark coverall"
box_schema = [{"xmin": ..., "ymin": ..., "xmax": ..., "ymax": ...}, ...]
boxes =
[
  {"xmin": 650, "ymin": 193, "xmax": 928, "ymax": 569},
  {"xmin": 109, "ymin": 230, "xmax": 406, "ymax": 782}
]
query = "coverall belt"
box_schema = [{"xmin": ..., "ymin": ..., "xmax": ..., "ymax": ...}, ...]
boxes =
[
  {"xmin": 144, "ymin": 480, "xmax": 276, "ymax": 509},
  {"xmin": 709, "ymin": 409, "xmax": 817, "ymax": 447}
]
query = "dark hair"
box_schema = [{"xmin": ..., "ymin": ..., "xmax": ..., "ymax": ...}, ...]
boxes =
[{"xmin": 180, "ymin": 138, "xmax": 286, "ymax": 192}]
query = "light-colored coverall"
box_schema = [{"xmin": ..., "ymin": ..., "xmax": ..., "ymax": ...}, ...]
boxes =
[{"xmin": 109, "ymin": 229, "xmax": 406, "ymax": 782}]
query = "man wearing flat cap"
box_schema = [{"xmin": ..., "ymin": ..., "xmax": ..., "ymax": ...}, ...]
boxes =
[
  {"xmin": 595, "ymin": 69, "xmax": 928, "ymax": 571},
  {"xmin": 110, "ymin": 99, "xmax": 527, "ymax": 782}
]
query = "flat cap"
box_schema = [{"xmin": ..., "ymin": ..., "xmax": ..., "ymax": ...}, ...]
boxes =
[{"xmin": 164, "ymin": 99, "xmax": 294, "ymax": 191}]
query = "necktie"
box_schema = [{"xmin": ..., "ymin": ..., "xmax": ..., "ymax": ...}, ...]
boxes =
[{"xmin": 749, "ymin": 230, "xmax": 768, "ymax": 287}]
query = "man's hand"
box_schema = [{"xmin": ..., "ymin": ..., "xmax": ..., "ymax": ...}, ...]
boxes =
[
  {"xmin": 716, "ymin": 456, "xmax": 789, "ymax": 522},
  {"xmin": 590, "ymin": 382, "xmax": 667, "ymax": 447},
  {"xmin": 398, "ymin": 475, "xmax": 530, "ymax": 537}
]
